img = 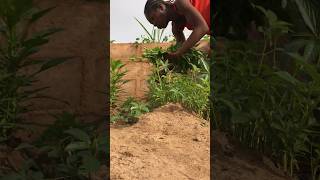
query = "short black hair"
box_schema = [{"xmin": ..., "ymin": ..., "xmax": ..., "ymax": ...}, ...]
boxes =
[{"xmin": 144, "ymin": 0, "xmax": 166, "ymax": 16}]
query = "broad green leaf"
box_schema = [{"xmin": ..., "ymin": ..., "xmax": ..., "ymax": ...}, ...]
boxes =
[
  {"xmin": 304, "ymin": 41, "xmax": 315, "ymax": 61},
  {"xmin": 15, "ymin": 142, "xmax": 35, "ymax": 150},
  {"xmin": 281, "ymin": 0, "xmax": 287, "ymax": 8},
  {"xmin": 294, "ymin": 0, "xmax": 318, "ymax": 36},
  {"xmin": 65, "ymin": 141, "xmax": 89, "ymax": 152}
]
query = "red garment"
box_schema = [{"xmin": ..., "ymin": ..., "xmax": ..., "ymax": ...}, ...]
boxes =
[{"xmin": 174, "ymin": 0, "xmax": 211, "ymax": 34}]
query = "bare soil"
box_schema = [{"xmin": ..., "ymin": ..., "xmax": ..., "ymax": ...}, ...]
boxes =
[{"xmin": 111, "ymin": 103, "xmax": 291, "ymax": 180}]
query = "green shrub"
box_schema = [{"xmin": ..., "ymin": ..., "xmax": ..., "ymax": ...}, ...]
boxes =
[
  {"xmin": 0, "ymin": 0, "xmax": 69, "ymax": 143},
  {"xmin": 111, "ymin": 97, "xmax": 149, "ymax": 124},
  {"xmin": 1, "ymin": 112, "xmax": 108, "ymax": 179},
  {"xmin": 110, "ymin": 60, "xmax": 149, "ymax": 124},
  {"xmin": 212, "ymin": 5, "xmax": 320, "ymax": 178},
  {"xmin": 110, "ymin": 59, "xmax": 129, "ymax": 108},
  {"xmin": 144, "ymin": 45, "xmax": 210, "ymax": 119}
]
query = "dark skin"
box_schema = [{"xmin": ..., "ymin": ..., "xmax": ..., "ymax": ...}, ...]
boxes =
[{"xmin": 145, "ymin": 0, "xmax": 209, "ymax": 60}]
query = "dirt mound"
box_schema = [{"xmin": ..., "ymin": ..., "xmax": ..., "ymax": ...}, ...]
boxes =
[
  {"xmin": 212, "ymin": 131, "xmax": 291, "ymax": 180},
  {"xmin": 110, "ymin": 103, "xmax": 291, "ymax": 180}
]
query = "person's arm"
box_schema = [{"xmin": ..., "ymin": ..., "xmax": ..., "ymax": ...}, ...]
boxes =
[
  {"xmin": 172, "ymin": 21, "xmax": 185, "ymax": 44},
  {"xmin": 171, "ymin": 0, "xmax": 209, "ymax": 56}
]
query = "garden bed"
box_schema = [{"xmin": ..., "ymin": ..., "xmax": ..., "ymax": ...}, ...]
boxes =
[{"xmin": 110, "ymin": 103, "xmax": 290, "ymax": 180}]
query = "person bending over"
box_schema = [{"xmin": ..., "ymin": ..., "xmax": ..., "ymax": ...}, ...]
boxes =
[{"xmin": 144, "ymin": 0, "xmax": 210, "ymax": 60}]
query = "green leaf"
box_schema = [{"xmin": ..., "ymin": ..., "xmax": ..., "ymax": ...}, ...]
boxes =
[
  {"xmin": 37, "ymin": 57, "xmax": 71, "ymax": 73},
  {"xmin": 134, "ymin": 17, "xmax": 153, "ymax": 41},
  {"xmin": 274, "ymin": 71, "xmax": 299, "ymax": 85},
  {"xmin": 65, "ymin": 141, "xmax": 89, "ymax": 152},
  {"xmin": 286, "ymin": 39, "xmax": 309, "ymax": 52},
  {"xmin": 27, "ymin": 94, "xmax": 70, "ymax": 105},
  {"xmin": 287, "ymin": 52, "xmax": 320, "ymax": 83},
  {"xmin": 15, "ymin": 143, "xmax": 36, "ymax": 150},
  {"xmin": 17, "ymin": 48, "xmax": 41, "ymax": 67},
  {"xmin": 303, "ymin": 41, "xmax": 315, "ymax": 61},
  {"xmin": 30, "ymin": 7, "xmax": 56, "ymax": 23},
  {"xmin": 48, "ymin": 148, "xmax": 60, "ymax": 158},
  {"xmin": 38, "ymin": 145, "xmax": 53, "ymax": 153},
  {"xmin": 64, "ymin": 128, "xmax": 91, "ymax": 142},
  {"xmin": 281, "ymin": 0, "xmax": 287, "ymax": 8},
  {"xmin": 22, "ymin": 37, "xmax": 49, "ymax": 49},
  {"xmin": 294, "ymin": 0, "xmax": 319, "ymax": 36},
  {"xmin": 32, "ymin": 27, "xmax": 63, "ymax": 38}
]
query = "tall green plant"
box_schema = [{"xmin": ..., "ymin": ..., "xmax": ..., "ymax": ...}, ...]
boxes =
[
  {"xmin": 110, "ymin": 59, "xmax": 129, "ymax": 108},
  {"xmin": 134, "ymin": 17, "xmax": 168, "ymax": 43},
  {"xmin": 0, "ymin": 0, "xmax": 68, "ymax": 142},
  {"xmin": 144, "ymin": 46, "xmax": 210, "ymax": 119},
  {"xmin": 213, "ymin": 40, "xmax": 320, "ymax": 178},
  {"xmin": 213, "ymin": 13, "xmax": 320, "ymax": 178}
]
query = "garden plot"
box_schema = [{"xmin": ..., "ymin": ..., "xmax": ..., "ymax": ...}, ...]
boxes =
[
  {"xmin": 110, "ymin": 42, "xmax": 292, "ymax": 179},
  {"xmin": 110, "ymin": 103, "xmax": 290, "ymax": 180}
]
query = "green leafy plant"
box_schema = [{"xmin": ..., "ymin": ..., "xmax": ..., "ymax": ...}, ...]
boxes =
[
  {"xmin": 120, "ymin": 97, "xmax": 149, "ymax": 122},
  {"xmin": 34, "ymin": 111, "xmax": 85, "ymax": 145},
  {"xmin": 110, "ymin": 60, "xmax": 149, "ymax": 124},
  {"xmin": 142, "ymin": 44, "xmax": 208, "ymax": 73},
  {"xmin": 110, "ymin": 59, "xmax": 129, "ymax": 108},
  {"xmin": 213, "ymin": 39, "xmax": 320, "ymax": 178},
  {"xmin": 1, "ymin": 111, "xmax": 108, "ymax": 179},
  {"xmin": 144, "ymin": 45, "xmax": 210, "ymax": 119},
  {"xmin": 212, "ymin": 6, "xmax": 320, "ymax": 177},
  {"xmin": 112, "ymin": 97, "xmax": 149, "ymax": 124},
  {"xmin": 285, "ymin": 0, "xmax": 320, "ymax": 67},
  {"xmin": 252, "ymin": 4, "xmax": 292, "ymax": 69},
  {"xmin": 58, "ymin": 128, "xmax": 107, "ymax": 176},
  {"xmin": 0, "ymin": 0, "xmax": 69, "ymax": 143},
  {"xmin": 134, "ymin": 17, "xmax": 168, "ymax": 43}
]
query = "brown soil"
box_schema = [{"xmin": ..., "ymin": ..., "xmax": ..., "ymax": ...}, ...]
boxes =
[{"xmin": 111, "ymin": 103, "xmax": 292, "ymax": 180}]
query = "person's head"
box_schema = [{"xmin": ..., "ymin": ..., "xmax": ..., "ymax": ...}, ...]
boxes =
[{"xmin": 144, "ymin": 0, "xmax": 171, "ymax": 29}]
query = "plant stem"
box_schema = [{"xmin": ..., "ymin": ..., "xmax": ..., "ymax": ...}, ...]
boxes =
[
  {"xmin": 273, "ymin": 39, "xmax": 277, "ymax": 69},
  {"xmin": 259, "ymin": 33, "xmax": 267, "ymax": 74}
]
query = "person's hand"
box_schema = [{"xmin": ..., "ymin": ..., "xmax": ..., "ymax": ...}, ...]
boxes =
[{"xmin": 164, "ymin": 51, "xmax": 182, "ymax": 61}]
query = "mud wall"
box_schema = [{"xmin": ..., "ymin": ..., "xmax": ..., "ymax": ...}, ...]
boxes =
[
  {"xmin": 22, "ymin": 0, "xmax": 109, "ymax": 123},
  {"xmin": 110, "ymin": 43, "xmax": 172, "ymax": 101}
]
